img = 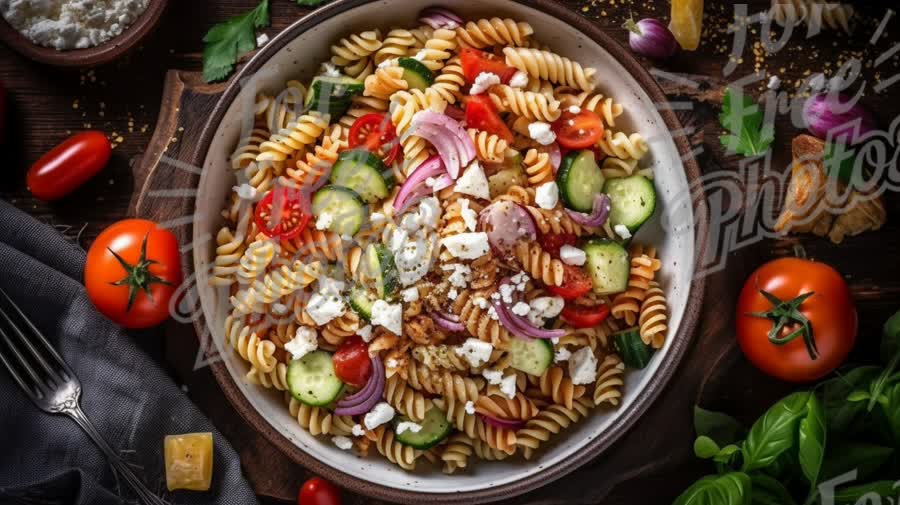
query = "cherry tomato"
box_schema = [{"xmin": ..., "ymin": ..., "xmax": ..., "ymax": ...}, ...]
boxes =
[
  {"xmin": 27, "ymin": 131, "xmax": 111, "ymax": 201},
  {"xmin": 459, "ymin": 47, "xmax": 517, "ymax": 84},
  {"xmin": 736, "ymin": 257, "xmax": 857, "ymax": 383},
  {"xmin": 552, "ymin": 109, "xmax": 605, "ymax": 150},
  {"xmin": 298, "ymin": 477, "xmax": 341, "ymax": 505},
  {"xmin": 332, "ymin": 335, "xmax": 372, "ymax": 388},
  {"xmin": 347, "ymin": 113, "xmax": 400, "ymax": 164},
  {"xmin": 546, "ymin": 265, "xmax": 592, "ymax": 300},
  {"xmin": 85, "ymin": 219, "xmax": 182, "ymax": 329},
  {"xmin": 254, "ymin": 187, "xmax": 311, "ymax": 240},
  {"xmin": 538, "ymin": 233, "xmax": 577, "ymax": 259},
  {"xmin": 561, "ymin": 303, "xmax": 611, "ymax": 328},
  {"xmin": 465, "ymin": 95, "xmax": 513, "ymax": 143}
]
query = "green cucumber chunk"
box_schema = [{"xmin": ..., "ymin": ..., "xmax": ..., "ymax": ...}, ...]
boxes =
[
  {"xmin": 286, "ymin": 351, "xmax": 344, "ymax": 406},
  {"xmin": 509, "ymin": 337, "xmax": 554, "ymax": 376},
  {"xmin": 329, "ymin": 149, "xmax": 395, "ymax": 203},
  {"xmin": 349, "ymin": 286, "xmax": 375, "ymax": 321},
  {"xmin": 305, "ymin": 76, "xmax": 364, "ymax": 117},
  {"xmin": 311, "ymin": 185, "xmax": 366, "ymax": 236},
  {"xmin": 397, "ymin": 57, "xmax": 434, "ymax": 90},
  {"xmin": 364, "ymin": 243, "xmax": 400, "ymax": 300},
  {"xmin": 393, "ymin": 407, "xmax": 452, "ymax": 450},
  {"xmin": 612, "ymin": 328, "xmax": 655, "ymax": 369},
  {"xmin": 604, "ymin": 175, "xmax": 656, "ymax": 233},
  {"xmin": 557, "ymin": 150, "xmax": 606, "ymax": 212},
  {"xmin": 582, "ymin": 238, "xmax": 630, "ymax": 295}
]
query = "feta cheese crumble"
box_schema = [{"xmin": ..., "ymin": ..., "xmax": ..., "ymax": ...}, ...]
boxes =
[
  {"xmin": 459, "ymin": 198, "xmax": 478, "ymax": 231},
  {"xmin": 511, "ymin": 301, "xmax": 531, "ymax": 316},
  {"xmin": 528, "ymin": 296, "xmax": 565, "ymax": 326},
  {"xmin": 442, "ymin": 232, "xmax": 490, "ymax": 260},
  {"xmin": 371, "ymin": 300, "xmax": 403, "ymax": 335},
  {"xmin": 528, "ymin": 121, "xmax": 557, "ymax": 145},
  {"xmin": 322, "ymin": 62, "xmax": 341, "ymax": 78},
  {"xmin": 499, "ymin": 374, "xmax": 517, "ymax": 399},
  {"xmin": 614, "ymin": 224, "xmax": 633, "ymax": 240},
  {"xmin": 357, "ymin": 324, "xmax": 374, "ymax": 342},
  {"xmin": 569, "ymin": 347, "xmax": 598, "ymax": 385},
  {"xmin": 470, "ymin": 72, "xmax": 501, "ymax": 95},
  {"xmin": 332, "ymin": 435, "xmax": 353, "ymax": 450},
  {"xmin": 455, "ymin": 161, "xmax": 490, "ymax": 200},
  {"xmin": 395, "ymin": 421, "xmax": 423, "ymax": 435},
  {"xmin": 233, "ymin": 183, "xmax": 257, "ymax": 201},
  {"xmin": 535, "ymin": 181, "xmax": 559, "ymax": 209},
  {"xmin": 554, "ymin": 347, "xmax": 572, "ymax": 363},
  {"xmin": 351, "ymin": 424, "xmax": 366, "ymax": 437},
  {"xmin": 456, "ymin": 338, "xmax": 493, "ymax": 367},
  {"xmin": 256, "ymin": 33, "xmax": 270, "ymax": 47},
  {"xmin": 401, "ymin": 287, "xmax": 419, "ymax": 303},
  {"xmin": 285, "ymin": 327, "xmax": 318, "ymax": 360},
  {"xmin": 363, "ymin": 402, "xmax": 395, "ymax": 430},
  {"xmin": 443, "ymin": 263, "xmax": 472, "ymax": 288},
  {"xmin": 767, "ymin": 75, "xmax": 781, "ymax": 90},
  {"xmin": 509, "ymin": 70, "xmax": 529, "ymax": 88},
  {"xmin": 464, "ymin": 401, "xmax": 476, "ymax": 415},
  {"xmin": 560, "ymin": 245, "xmax": 586, "ymax": 266},
  {"xmin": 305, "ymin": 293, "xmax": 345, "ymax": 325},
  {"xmin": 481, "ymin": 368, "xmax": 503, "ymax": 385},
  {"xmin": 315, "ymin": 212, "xmax": 333, "ymax": 231}
]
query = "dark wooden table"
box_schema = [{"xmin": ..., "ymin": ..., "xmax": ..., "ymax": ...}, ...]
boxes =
[{"xmin": 2, "ymin": 1, "xmax": 899, "ymax": 504}]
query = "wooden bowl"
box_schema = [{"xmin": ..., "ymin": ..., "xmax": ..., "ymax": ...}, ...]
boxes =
[
  {"xmin": 0, "ymin": 0, "xmax": 168, "ymax": 68},
  {"xmin": 187, "ymin": 0, "xmax": 709, "ymax": 503}
]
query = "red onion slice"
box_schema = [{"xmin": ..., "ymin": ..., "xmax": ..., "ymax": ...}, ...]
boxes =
[
  {"xmin": 431, "ymin": 174, "xmax": 454, "ymax": 192},
  {"xmin": 418, "ymin": 7, "xmax": 463, "ymax": 29},
  {"xmin": 546, "ymin": 142, "xmax": 562, "ymax": 173},
  {"xmin": 334, "ymin": 356, "xmax": 384, "ymax": 416},
  {"xmin": 564, "ymin": 193, "xmax": 611, "ymax": 228},
  {"xmin": 478, "ymin": 413, "xmax": 525, "ymax": 431},
  {"xmin": 431, "ymin": 311, "xmax": 465, "ymax": 332},
  {"xmin": 492, "ymin": 278, "xmax": 567, "ymax": 340},
  {"xmin": 393, "ymin": 155, "xmax": 445, "ymax": 213},
  {"xmin": 410, "ymin": 111, "xmax": 476, "ymax": 179},
  {"xmin": 478, "ymin": 201, "xmax": 538, "ymax": 258},
  {"xmin": 803, "ymin": 92, "xmax": 876, "ymax": 145}
]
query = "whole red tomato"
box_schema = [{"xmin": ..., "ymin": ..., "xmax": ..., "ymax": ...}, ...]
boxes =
[
  {"xmin": 332, "ymin": 335, "xmax": 372, "ymax": 388},
  {"xmin": 735, "ymin": 257, "xmax": 857, "ymax": 383},
  {"xmin": 299, "ymin": 477, "xmax": 341, "ymax": 505},
  {"xmin": 85, "ymin": 219, "xmax": 182, "ymax": 329},
  {"xmin": 27, "ymin": 131, "xmax": 111, "ymax": 201}
]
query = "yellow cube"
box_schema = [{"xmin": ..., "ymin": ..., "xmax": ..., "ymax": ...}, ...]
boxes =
[{"xmin": 163, "ymin": 432, "xmax": 214, "ymax": 492}]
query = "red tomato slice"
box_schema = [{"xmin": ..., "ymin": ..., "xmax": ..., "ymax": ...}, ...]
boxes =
[
  {"xmin": 552, "ymin": 109, "xmax": 605, "ymax": 150},
  {"xmin": 298, "ymin": 477, "xmax": 341, "ymax": 505},
  {"xmin": 561, "ymin": 303, "xmax": 611, "ymax": 328},
  {"xmin": 27, "ymin": 131, "xmax": 111, "ymax": 201},
  {"xmin": 253, "ymin": 187, "xmax": 311, "ymax": 240},
  {"xmin": 538, "ymin": 233, "xmax": 578, "ymax": 259},
  {"xmin": 332, "ymin": 335, "xmax": 372, "ymax": 388},
  {"xmin": 465, "ymin": 95, "xmax": 513, "ymax": 143},
  {"xmin": 459, "ymin": 47, "xmax": 517, "ymax": 84},
  {"xmin": 546, "ymin": 265, "xmax": 592, "ymax": 300},
  {"xmin": 347, "ymin": 113, "xmax": 400, "ymax": 164}
]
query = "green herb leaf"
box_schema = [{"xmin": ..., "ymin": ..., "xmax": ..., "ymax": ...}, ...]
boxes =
[
  {"xmin": 749, "ymin": 474, "xmax": 796, "ymax": 505},
  {"xmin": 741, "ymin": 392, "xmax": 809, "ymax": 472},
  {"xmin": 719, "ymin": 88, "xmax": 775, "ymax": 157},
  {"xmin": 821, "ymin": 441, "xmax": 893, "ymax": 482},
  {"xmin": 202, "ymin": 0, "xmax": 271, "ymax": 83},
  {"xmin": 798, "ymin": 394, "xmax": 826, "ymax": 488},
  {"xmin": 883, "ymin": 383, "xmax": 900, "ymax": 445},
  {"xmin": 674, "ymin": 473, "xmax": 752, "ymax": 505},
  {"xmin": 821, "ymin": 366, "xmax": 882, "ymax": 434},
  {"xmin": 831, "ymin": 481, "xmax": 899, "ymax": 505},
  {"xmin": 694, "ymin": 406, "xmax": 747, "ymax": 446},
  {"xmin": 694, "ymin": 436, "xmax": 721, "ymax": 459},
  {"xmin": 882, "ymin": 308, "xmax": 900, "ymax": 362}
]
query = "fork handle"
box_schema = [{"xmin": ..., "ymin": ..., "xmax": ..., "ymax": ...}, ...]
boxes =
[{"xmin": 65, "ymin": 405, "xmax": 167, "ymax": 505}]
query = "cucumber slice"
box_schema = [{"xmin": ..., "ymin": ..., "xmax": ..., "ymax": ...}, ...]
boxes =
[
  {"xmin": 488, "ymin": 165, "xmax": 527, "ymax": 198},
  {"xmin": 397, "ymin": 57, "xmax": 434, "ymax": 90},
  {"xmin": 286, "ymin": 351, "xmax": 344, "ymax": 406},
  {"xmin": 582, "ymin": 238, "xmax": 630, "ymax": 295},
  {"xmin": 612, "ymin": 328, "xmax": 655, "ymax": 369},
  {"xmin": 349, "ymin": 286, "xmax": 375, "ymax": 321},
  {"xmin": 311, "ymin": 185, "xmax": 366, "ymax": 236},
  {"xmin": 393, "ymin": 407, "xmax": 452, "ymax": 450},
  {"xmin": 604, "ymin": 175, "xmax": 656, "ymax": 233},
  {"xmin": 557, "ymin": 150, "xmax": 606, "ymax": 212},
  {"xmin": 364, "ymin": 243, "xmax": 400, "ymax": 300},
  {"xmin": 305, "ymin": 76, "xmax": 364, "ymax": 117},
  {"xmin": 329, "ymin": 149, "xmax": 395, "ymax": 203},
  {"xmin": 509, "ymin": 337, "xmax": 554, "ymax": 376}
]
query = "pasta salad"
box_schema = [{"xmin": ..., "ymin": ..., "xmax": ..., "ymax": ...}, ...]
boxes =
[{"xmin": 212, "ymin": 7, "xmax": 668, "ymax": 473}]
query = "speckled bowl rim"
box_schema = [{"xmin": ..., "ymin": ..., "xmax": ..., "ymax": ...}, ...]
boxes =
[{"xmin": 187, "ymin": 1, "xmax": 709, "ymax": 503}]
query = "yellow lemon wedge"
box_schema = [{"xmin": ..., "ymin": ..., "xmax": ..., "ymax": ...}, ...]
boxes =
[{"xmin": 670, "ymin": 0, "xmax": 704, "ymax": 51}]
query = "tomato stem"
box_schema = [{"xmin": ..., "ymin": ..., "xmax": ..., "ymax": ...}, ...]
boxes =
[
  {"xmin": 108, "ymin": 233, "xmax": 172, "ymax": 311},
  {"xmin": 747, "ymin": 288, "xmax": 818, "ymax": 360}
]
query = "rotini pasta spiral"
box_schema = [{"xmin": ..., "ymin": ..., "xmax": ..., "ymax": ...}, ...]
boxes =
[
  {"xmin": 209, "ymin": 210, "xmax": 252, "ymax": 286},
  {"xmin": 639, "ymin": 281, "xmax": 668, "ymax": 349},
  {"xmin": 503, "ymin": 47, "xmax": 596, "ymax": 92},
  {"xmin": 600, "ymin": 156, "xmax": 639, "ymax": 180},
  {"xmin": 257, "ymin": 113, "xmax": 330, "ymax": 172},
  {"xmin": 370, "ymin": 425, "xmax": 419, "ymax": 470},
  {"xmin": 513, "ymin": 241, "xmax": 565, "ymax": 287},
  {"xmin": 475, "ymin": 416, "xmax": 517, "ymax": 455},
  {"xmin": 558, "ymin": 89, "xmax": 624, "ymax": 127},
  {"xmin": 468, "ymin": 128, "xmax": 509, "ymax": 163},
  {"xmin": 374, "ymin": 28, "xmax": 417, "ymax": 64},
  {"xmin": 455, "ymin": 18, "xmax": 534, "ymax": 48},
  {"xmin": 593, "ymin": 354, "xmax": 625, "ymax": 407},
  {"xmin": 531, "ymin": 366, "xmax": 586, "ymax": 409},
  {"xmin": 769, "ymin": 0, "xmax": 854, "ymax": 34},
  {"xmin": 236, "ymin": 239, "xmax": 278, "ymax": 284},
  {"xmin": 431, "ymin": 56, "xmax": 466, "ymax": 104},
  {"xmin": 364, "ymin": 66, "xmax": 408, "ymax": 99},
  {"xmin": 384, "ymin": 374, "xmax": 432, "ymax": 422},
  {"xmin": 515, "ymin": 397, "xmax": 592, "ymax": 459},
  {"xmin": 475, "ymin": 390, "xmax": 539, "ymax": 421},
  {"xmin": 522, "ymin": 148, "xmax": 553, "ymax": 185},
  {"xmin": 440, "ymin": 433, "xmax": 474, "ymax": 474},
  {"xmin": 451, "ymin": 289, "xmax": 510, "ymax": 347},
  {"xmin": 330, "ymin": 29, "xmax": 383, "ymax": 74},
  {"xmin": 596, "ymin": 131, "xmax": 649, "ymax": 161},
  {"xmin": 418, "ymin": 28, "xmax": 458, "ymax": 72},
  {"xmin": 611, "ymin": 245, "xmax": 661, "ymax": 325},
  {"xmin": 488, "ymin": 85, "xmax": 561, "ymax": 122},
  {"xmin": 247, "ymin": 362, "xmax": 288, "ymax": 391}
]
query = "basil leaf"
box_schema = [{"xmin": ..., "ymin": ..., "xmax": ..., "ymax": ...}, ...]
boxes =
[
  {"xmin": 742, "ymin": 392, "xmax": 810, "ymax": 472},
  {"xmin": 882, "ymin": 383, "xmax": 900, "ymax": 445},
  {"xmin": 832, "ymin": 481, "xmax": 899, "ymax": 505},
  {"xmin": 719, "ymin": 88, "xmax": 775, "ymax": 157},
  {"xmin": 673, "ymin": 473, "xmax": 752, "ymax": 505},
  {"xmin": 882, "ymin": 309, "xmax": 900, "ymax": 362},
  {"xmin": 821, "ymin": 367, "xmax": 882, "ymax": 435},
  {"xmin": 694, "ymin": 436, "xmax": 721, "ymax": 459},
  {"xmin": 749, "ymin": 474, "xmax": 796, "ymax": 505},
  {"xmin": 798, "ymin": 394, "xmax": 826, "ymax": 487},
  {"xmin": 821, "ymin": 442, "xmax": 893, "ymax": 482},
  {"xmin": 694, "ymin": 406, "xmax": 747, "ymax": 446}
]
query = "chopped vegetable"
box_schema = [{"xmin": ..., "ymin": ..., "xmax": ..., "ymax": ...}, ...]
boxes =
[
  {"xmin": 624, "ymin": 16, "xmax": 678, "ymax": 60},
  {"xmin": 202, "ymin": 0, "xmax": 270, "ymax": 83},
  {"xmin": 669, "ymin": 0, "xmax": 703, "ymax": 51},
  {"xmin": 803, "ymin": 92, "xmax": 876, "ymax": 145},
  {"xmin": 27, "ymin": 131, "xmax": 111, "ymax": 201},
  {"xmin": 719, "ymin": 88, "xmax": 775, "ymax": 157},
  {"xmin": 164, "ymin": 432, "xmax": 213, "ymax": 491}
]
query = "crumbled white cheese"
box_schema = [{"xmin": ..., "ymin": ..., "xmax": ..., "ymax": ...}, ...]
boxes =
[
  {"xmin": 509, "ymin": 70, "xmax": 529, "ymax": 88},
  {"xmin": 370, "ymin": 212, "xmax": 386, "ymax": 224},
  {"xmin": 470, "ymin": 72, "xmax": 501, "ymax": 95},
  {"xmin": 305, "ymin": 294, "xmax": 346, "ymax": 325},
  {"xmin": 371, "ymin": 300, "xmax": 403, "ymax": 335},
  {"xmin": 351, "ymin": 424, "xmax": 365, "ymax": 437},
  {"xmin": 481, "ymin": 369, "xmax": 503, "ymax": 385},
  {"xmin": 487, "ymin": 305, "xmax": 499, "ymax": 320},
  {"xmin": 569, "ymin": 347, "xmax": 598, "ymax": 385},
  {"xmin": 386, "ymin": 358, "xmax": 399, "ymax": 369},
  {"xmin": 456, "ymin": 338, "xmax": 493, "ymax": 367},
  {"xmin": 401, "ymin": 287, "xmax": 419, "ymax": 303},
  {"xmin": 767, "ymin": 75, "xmax": 781, "ymax": 90},
  {"xmin": 499, "ymin": 283, "xmax": 515, "ymax": 304},
  {"xmin": 233, "ymin": 183, "xmax": 257, "ymax": 200},
  {"xmin": 363, "ymin": 402, "xmax": 395, "ymax": 430},
  {"xmin": 256, "ymin": 33, "xmax": 270, "ymax": 47},
  {"xmin": 315, "ymin": 212, "xmax": 333, "ymax": 231},
  {"xmin": 332, "ymin": 435, "xmax": 353, "ymax": 450},
  {"xmin": 499, "ymin": 375, "xmax": 517, "ymax": 399},
  {"xmin": 459, "ymin": 198, "xmax": 478, "ymax": 232},
  {"xmin": 560, "ymin": 245, "xmax": 586, "ymax": 266},
  {"xmin": 441, "ymin": 232, "xmax": 490, "ymax": 260},
  {"xmin": 512, "ymin": 301, "xmax": 531, "ymax": 316},
  {"xmin": 473, "ymin": 296, "xmax": 489, "ymax": 309},
  {"xmin": 285, "ymin": 327, "xmax": 318, "ymax": 360},
  {"xmin": 400, "ymin": 212, "xmax": 420, "ymax": 234},
  {"xmin": 393, "ymin": 232, "xmax": 438, "ymax": 286},
  {"xmin": 464, "ymin": 401, "xmax": 476, "ymax": 415},
  {"xmin": 442, "ymin": 263, "xmax": 472, "ymax": 288},
  {"xmin": 413, "ymin": 49, "xmax": 428, "ymax": 61},
  {"xmin": 554, "ymin": 347, "xmax": 572, "ymax": 363},
  {"xmin": 395, "ymin": 421, "xmax": 423, "ymax": 435},
  {"xmin": 528, "ymin": 296, "xmax": 565, "ymax": 326},
  {"xmin": 322, "ymin": 62, "xmax": 341, "ymax": 78},
  {"xmin": 271, "ymin": 302, "xmax": 289, "ymax": 316},
  {"xmin": 614, "ymin": 224, "xmax": 633, "ymax": 240},
  {"xmin": 357, "ymin": 325, "xmax": 373, "ymax": 342},
  {"xmin": 455, "ymin": 161, "xmax": 490, "ymax": 200},
  {"xmin": 551, "ymin": 337, "xmax": 560, "ymax": 345},
  {"xmin": 415, "ymin": 197, "xmax": 441, "ymax": 229},
  {"xmin": 510, "ymin": 272, "xmax": 529, "ymax": 286},
  {"xmin": 378, "ymin": 57, "xmax": 398, "ymax": 69},
  {"xmin": 528, "ymin": 121, "xmax": 557, "ymax": 145},
  {"xmin": 568, "ymin": 105, "xmax": 582, "ymax": 114},
  {"xmin": 318, "ymin": 277, "xmax": 345, "ymax": 296},
  {"xmin": 447, "ymin": 287, "xmax": 459, "ymax": 300},
  {"xmin": 535, "ymin": 181, "xmax": 559, "ymax": 209},
  {"xmin": 1, "ymin": 0, "xmax": 150, "ymax": 50}
]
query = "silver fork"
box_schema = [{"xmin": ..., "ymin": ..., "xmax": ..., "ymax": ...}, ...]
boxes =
[{"xmin": 0, "ymin": 288, "xmax": 167, "ymax": 505}]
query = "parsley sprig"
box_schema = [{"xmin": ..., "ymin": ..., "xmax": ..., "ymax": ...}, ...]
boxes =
[
  {"xmin": 202, "ymin": 0, "xmax": 271, "ymax": 83},
  {"xmin": 718, "ymin": 88, "xmax": 775, "ymax": 157}
]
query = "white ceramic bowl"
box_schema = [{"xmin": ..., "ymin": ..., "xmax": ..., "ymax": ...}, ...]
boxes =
[{"xmin": 190, "ymin": 1, "xmax": 706, "ymax": 502}]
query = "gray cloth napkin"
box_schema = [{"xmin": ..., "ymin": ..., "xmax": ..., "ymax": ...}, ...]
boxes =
[{"xmin": 0, "ymin": 199, "xmax": 259, "ymax": 505}]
